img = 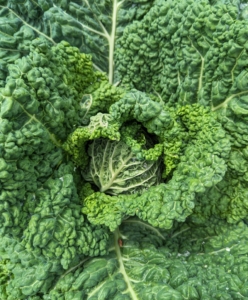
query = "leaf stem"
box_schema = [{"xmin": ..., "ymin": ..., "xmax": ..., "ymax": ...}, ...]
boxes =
[{"xmin": 114, "ymin": 227, "xmax": 138, "ymax": 299}]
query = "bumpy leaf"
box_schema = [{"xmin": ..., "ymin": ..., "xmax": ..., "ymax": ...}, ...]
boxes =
[
  {"xmin": 22, "ymin": 163, "xmax": 110, "ymax": 269},
  {"xmin": 0, "ymin": 0, "xmax": 155, "ymax": 85},
  {"xmin": 114, "ymin": 0, "xmax": 248, "ymax": 223},
  {"xmin": 0, "ymin": 39, "xmax": 94, "ymax": 237},
  {"xmin": 81, "ymin": 91, "xmax": 230, "ymax": 231},
  {"xmin": 115, "ymin": 0, "xmax": 248, "ymax": 105},
  {"xmin": 42, "ymin": 218, "xmax": 248, "ymax": 300},
  {"xmin": 0, "ymin": 236, "xmax": 63, "ymax": 299},
  {"xmin": 0, "ymin": 40, "xmax": 111, "ymax": 298}
]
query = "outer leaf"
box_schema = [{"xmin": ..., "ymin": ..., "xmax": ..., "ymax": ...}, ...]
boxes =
[
  {"xmin": 0, "ymin": 236, "xmax": 63, "ymax": 299},
  {"xmin": 44, "ymin": 217, "xmax": 248, "ymax": 300},
  {"xmin": 114, "ymin": 0, "xmax": 248, "ymax": 223},
  {"xmin": 0, "ymin": 39, "xmax": 94, "ymax": 237},
  {"xmin": 115, "ymin": 0, "xmax": 248, "ymax": 105},
  {"xmin": 0, "ymin": 164, "xmax": 110, "ymax": 299},
  {"xmin": 21, "ymin": 163, "xmax": 110, "ymax": 270},
  {"xmin": 0, "ymin": 0, "xmax": 155, "ymax": 85},
  {"xmin": 0, "ymin": 40, "xmax": 111, "ymax": 298}
]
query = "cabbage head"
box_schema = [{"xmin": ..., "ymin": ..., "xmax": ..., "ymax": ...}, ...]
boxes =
[{"xmin": 83, "ymin": 138, "xmax": 161, "ymax": 195}]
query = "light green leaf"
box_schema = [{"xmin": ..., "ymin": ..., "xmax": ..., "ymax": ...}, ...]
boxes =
[{"xmin": 83, "ymin": 138, "xmax": 161, "ymax": 195}]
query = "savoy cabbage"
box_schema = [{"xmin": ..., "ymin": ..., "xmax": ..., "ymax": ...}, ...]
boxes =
[{"xmin": 1, "ymin": 0, "xmax": 248, "ymax": 299}]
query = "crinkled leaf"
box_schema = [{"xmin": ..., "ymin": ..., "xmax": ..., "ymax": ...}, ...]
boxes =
[
  {"xmin": 83, "ymin": 138, "xmax": 161, "ymax": 195},
  {"xmin": 0, "ymin": 0, "xmax": 156, "ymax": 85},
  {"xmin": 114, "ymin": 0, "xmax": 248, "ymax": 223},
  {"xmin": 81, "ymin": 91, "xmax": 230, "ymax": 231},
  {"xmin": 0, "ymin": 40, "xmax": 111, "ymax": 298},
  {"xmin": 43, "ymin": 218, "xmax": 248, "ymax": 300}
]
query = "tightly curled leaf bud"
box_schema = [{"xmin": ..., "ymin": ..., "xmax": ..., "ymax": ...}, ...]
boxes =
[{"xmin": 83, "ymin": 138, "xmax": 161, "ymax": 195}]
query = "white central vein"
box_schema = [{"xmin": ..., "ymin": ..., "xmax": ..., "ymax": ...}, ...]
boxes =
[
  {"xmin": 188, "ymin": 37, "xmax": 204, "ymax": 95},
  {"xmin": 108, "ymin": 0, "xmax": 118, "ymax": 83},
  {"xmin": 114, "ymin": 228, "xmax": 138, "ymax": 300}
]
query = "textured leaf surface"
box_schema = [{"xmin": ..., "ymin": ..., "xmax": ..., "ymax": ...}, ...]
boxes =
[
  {"xmin": 0, "ymin": 39, "xmax": 95, "ymax": 236},
  {"xmin": 0, "ymin": 40, "xmax": 111, "ymax": 298},
  {"xmin": 115, "ymin": 0, "xmax": 248, "ymax": 106},
  {"xmin": 1, "ymin": 1, "xmax": 248, "ymax": 299},
  {"xmin": 83, "ymin": 138, "xmax": 161, "ymax": 195},
  {"xmin": 0, "ymin": 0, "xmax": 155, "ymax": 84},
  {"xmin": 43, "ymin": 218, "xmax": 248, "ymax": 300},
  {"xmin": 114, "ymin": 0, "xmax": 248, "ymax": 223},
  {"xmin": 81, "ymin": 91, "xmax": 230, "ymax": 231}
]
